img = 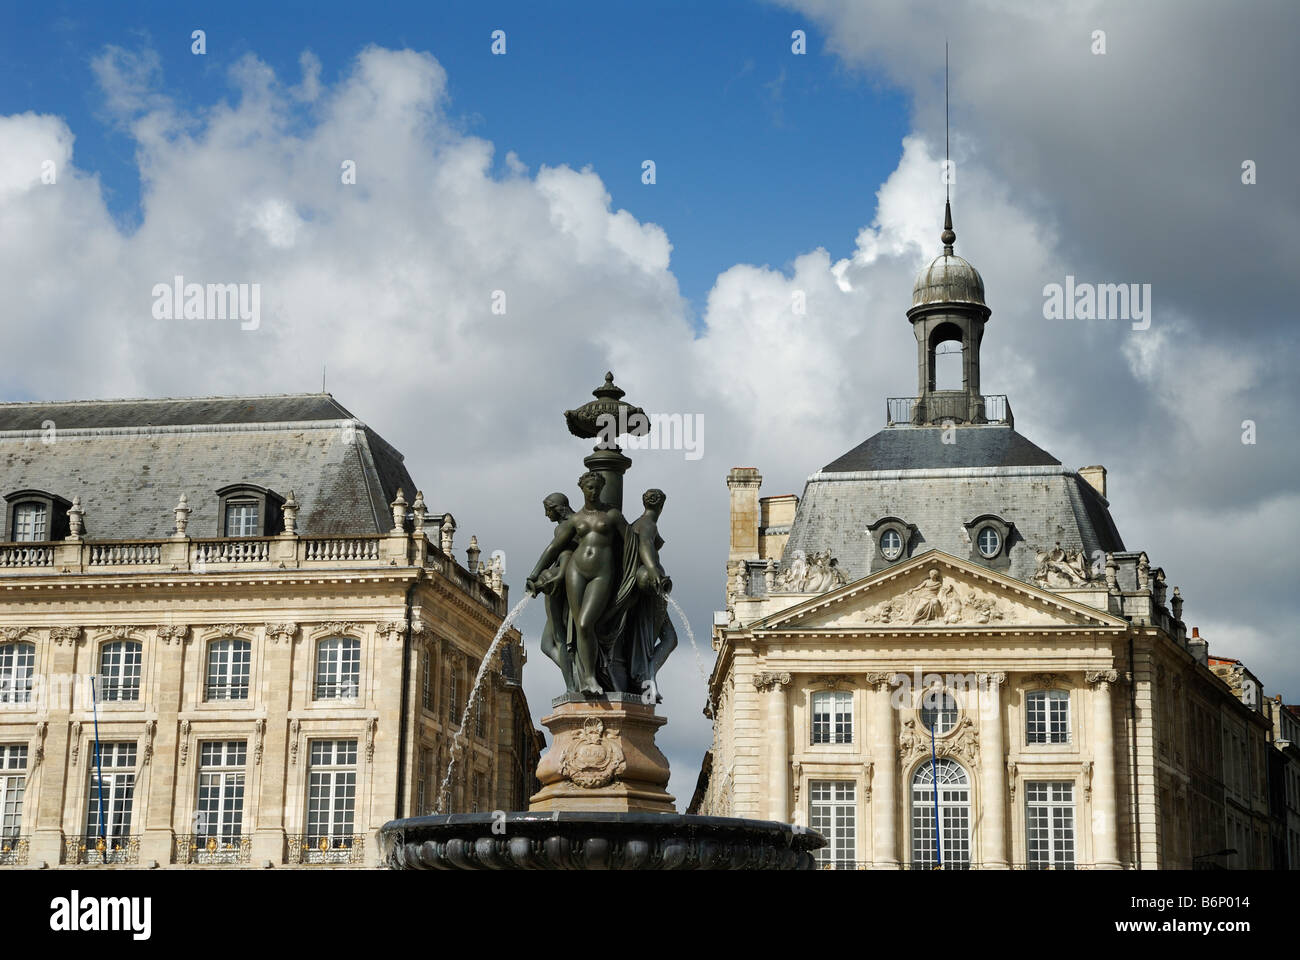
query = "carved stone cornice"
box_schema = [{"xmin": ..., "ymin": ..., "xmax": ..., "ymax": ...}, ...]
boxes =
[
  {"xmin": 752, "ymin": 671, "xmax": 792, "ymax": 692},
  {"xmin": 1085, "ymin": 669, "xmax": 1119, "ymax": 690},
  {"xmin": 156, "ymin": 624, "xmax": 190, "ymax": 645},
  {"xmin": 265, "ymin": 622, "xmax": 297, "ymax": 644},
  {"xmin": 50, "ymin": 626, "xmax": 82, "ymax": 646}
]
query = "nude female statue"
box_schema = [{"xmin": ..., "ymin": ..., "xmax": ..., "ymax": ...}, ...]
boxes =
[
  {"xmin": 528, "ymin": 493, "xmax": 576, "ymax": 690},
  {"xmin": 527, "ymin": 471, "xmax": 628, "ymax": 696}
]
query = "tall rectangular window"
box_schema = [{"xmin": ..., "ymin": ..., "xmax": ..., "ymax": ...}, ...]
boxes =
[
  {"xmin": 1025, "ymin": 781, "xmax": 1075, "ymax": 869},
  {"xmin": 307, "ymin": 739, "xmax": 358, "ymax": 845},
  {"xmin": 0, "ymin": 745, "xmax": 28, "ymax": 843},
  {"xmin": 85, "ymin": 742, "xmax": 137, "ymax": 842},
  {"xmin": 196, "ymin": 741, "xmax": 247, "ymax": 843},
  {"xmin": 448, "ymin": 663, "xmax": 460, "ymax": 725},
  {"xmin": 811, "ymin": 690, "xmax": 853, "ymax": 744},
  {"xmin": 98, "ymin": 641, "xmax": 142, "ymax": 702},
  {"xmin": 224, "ymin": 501, "xmax": 259, "ymax": 537},
  {"xmin": 809, "ymin": 780, "xmax": 856, "ymax": 869},
  {"xmin": 205, "ymin": 639, "xmax": 251, "ymax": 700},
  {"xmin": 0, "ymin": 643, "xmax": 35, "ymax": 704},
  {"xmin": 314, "ymin": 637, "xmax": 360, "ymax": 700},
  {"xmin": 416, "ymin": 749, "xmax": 427, "ymax": 815},
  {"xmin": 422, "ymin": 651, "xmax": 432, "ymax": 711},
  {"xmin": 1026, "ymin": 690, "xmax": 1071, "ymax": 744}
]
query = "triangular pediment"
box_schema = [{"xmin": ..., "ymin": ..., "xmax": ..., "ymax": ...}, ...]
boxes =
[{"xmin": 753, "ymin": 550, "xmax": 1127, "ymax": 631}]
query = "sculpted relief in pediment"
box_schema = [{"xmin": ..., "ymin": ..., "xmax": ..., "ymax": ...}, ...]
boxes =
[{"xmin": 861, "ymin": 568, "xmax": 1009, "ymax": 625}]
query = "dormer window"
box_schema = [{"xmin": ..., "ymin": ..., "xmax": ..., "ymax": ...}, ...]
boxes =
[
  {"xmin": 12, "ymin": 502, "xmax": 47, "ymax": 542},
  {"xmin": 4, "ymin": 491, "xmax": 70, "ymax": 542},
  {"xmin": 867, "ymin": 517, "xmax": 918, "ymax": 568},
  {"xmin": 215, "ymin": 485, "xmax": 283, "ymax": 537},
  {"xmin": 963, "ymin": 514, "xmax": 1015, "ymax": 567},
  {"xmin": 225, "ymin": 501, "xmax": 259, "ymax": 537}
]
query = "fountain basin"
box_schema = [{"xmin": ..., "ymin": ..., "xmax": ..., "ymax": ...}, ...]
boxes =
[{"xmin": 380, "ymin": 811, "xmax": 823, "ymax": 870}]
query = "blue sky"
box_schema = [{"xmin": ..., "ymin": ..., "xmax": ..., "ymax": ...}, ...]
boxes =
[{"xmin": 1, "ymin": 0, "xmax": 908, "ymax": 318}]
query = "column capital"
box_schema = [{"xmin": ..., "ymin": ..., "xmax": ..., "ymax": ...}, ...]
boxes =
[
  {"xmin": 1085, "ymin": 669, "xmax": 1119, "ymax": 690},
  {"xmin": 865, "ymin": 671, "xmax": 902, "ymax": 691},
  {"xmin": 977, "ymin": 671, "xmax": 1008, "ymax": 688},
  {"xmin": 753, "ymin": 671, "xmax": 791, "ymax": 692}
]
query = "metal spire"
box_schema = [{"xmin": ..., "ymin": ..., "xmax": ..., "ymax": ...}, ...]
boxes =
[{"xmin": 942, "ymin": 42, "xmax": 956, "ymax": 256}]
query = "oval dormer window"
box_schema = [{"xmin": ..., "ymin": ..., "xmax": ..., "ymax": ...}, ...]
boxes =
[
  {"xmin": 880, "ymin": 529, "xmax": 903, "ymax": 561},
  {"xmin": 977, "ymin": 526, "xmax": 1001, "ymax": 558}
]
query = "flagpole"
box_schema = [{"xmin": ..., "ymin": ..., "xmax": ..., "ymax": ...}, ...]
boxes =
[
  {"xmin": 90, "ymin": 675, "xmax": 106, "ymax": 848},
  {"xmin": 929, "ymin": 700, "xmax": 942, "ymax": 869}
]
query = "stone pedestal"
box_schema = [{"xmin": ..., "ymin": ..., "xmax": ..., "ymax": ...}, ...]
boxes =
[{"xmin": 529, "ymin": 695, "xmax": 675, "ymax": 814}]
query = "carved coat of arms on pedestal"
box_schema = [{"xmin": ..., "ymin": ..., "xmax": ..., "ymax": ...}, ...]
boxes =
[{"xmin": 559, "ymin": 717, "xmax": 627, "ymax": 788}]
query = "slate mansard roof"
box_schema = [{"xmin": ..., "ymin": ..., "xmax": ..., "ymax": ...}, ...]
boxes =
[
  {"xmin": 0, "ymin": 394, "xmax": 417, "ymax": 538},
  {"xmin": 781, "ymin": 423, "xmax": 1125, "ymax": 585}
]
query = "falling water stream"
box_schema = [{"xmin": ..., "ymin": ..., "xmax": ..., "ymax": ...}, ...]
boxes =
[
  {"xmin": 435, "ymin": 595, "xmax": 532, "ymax": 814},
  {"xmin": 666, "ymin": 595, "xmax": 715, "ymax": 718}
]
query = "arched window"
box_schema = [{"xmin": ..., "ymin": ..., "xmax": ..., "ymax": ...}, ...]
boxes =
[
  {"xmin": 911, "ymin": 758, "xmax": 971, "ymax": 869},
  {"xmin": 98, "ymin": 641, "xmax": 142, "ymax": 702},
  {"xmin": 314, "ymin": 637, "xmax": 360, "ymax": 700},
  {"xmin": 929, "ymin": 322, "xmax": 965, "ymax": 392},
  {"xmin": 0, "ymin": 642, "xmax": 35, "ymax": 704},
  {"xmin": 206, "ymin": 639, "xmax": 252, "ymax": 701}
]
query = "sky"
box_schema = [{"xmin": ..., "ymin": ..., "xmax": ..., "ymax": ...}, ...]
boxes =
[{"xmin": 1, "ymin": 0, "xmax": 1296, "ymax": 808}]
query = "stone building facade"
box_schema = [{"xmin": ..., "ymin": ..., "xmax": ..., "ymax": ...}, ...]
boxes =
[
  {"xmin": 0, "ymin": 395, "xmax": 540, "ymax": 868},
  {"xmin": 690, "ymin": 204, "xmax": 1286, "ymax": 870}
]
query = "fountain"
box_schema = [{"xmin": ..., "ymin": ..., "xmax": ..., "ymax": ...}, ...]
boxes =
[{"xmin": 380, "ymin": 373, "xmax": 822, "ymax": 870}]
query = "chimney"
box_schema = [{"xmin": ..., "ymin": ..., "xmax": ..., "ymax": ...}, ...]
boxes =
[
  {"xmin": 1187, "ymin": 625, "xmax": 1209, "ymax": 666},
  {"xmin": 726, "ymin": 468, "xmax": 762, "ymax": 562},
  {"xmin": 1079, "ymin": 465, "xmax": 1107, "ymax": 498}
]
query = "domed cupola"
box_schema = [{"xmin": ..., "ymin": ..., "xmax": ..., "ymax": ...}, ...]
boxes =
[
  {"xmin": 904, "ymin": 200, "xmax": 994, "ymax": 425},
  {"xmin": 912, "ymin": 203, "xmax": 986, "ymax": 307}
]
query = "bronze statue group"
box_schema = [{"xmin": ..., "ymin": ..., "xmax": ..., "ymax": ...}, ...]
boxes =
[{"xmin": 526, "ymin": 471, "xmax": 677, "ymax": 701}]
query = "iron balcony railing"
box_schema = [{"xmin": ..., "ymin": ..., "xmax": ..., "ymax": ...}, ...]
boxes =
[
  {"xmin": 66, "ymin": 834, "xmax": 140, "ymax": 865},
  {"xmin": 816, "ymin": 859, "xmax": 1089, "ymax": 870},
  {"xmin": 175, "ymin": 834, "xmax": 252, "ymax": 865},
  {"xmin": 885, "ymin": 394, "xmax": 1013, "ymax": 427},
  {"xmin": 287, "ymin": 834, "xmax": 366, "ymax": 865},
  {"xmin": 0, "ymin": 834, "xmax": 29, "ymax": 865}
]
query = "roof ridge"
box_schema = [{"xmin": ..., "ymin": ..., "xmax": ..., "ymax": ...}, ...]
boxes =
[{"xmin": 0, "ymin": 392, "xmax": 339, "ymax": 408}]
